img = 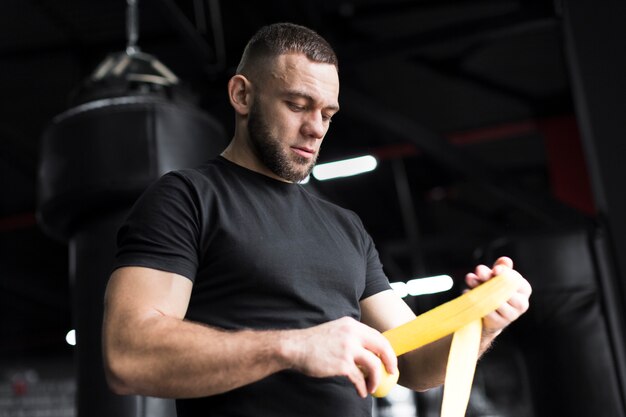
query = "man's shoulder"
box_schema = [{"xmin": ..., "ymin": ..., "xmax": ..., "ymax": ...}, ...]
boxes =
[
  {"xmin": 162, "ymin": 157, "xmax": 231, "ymax": 187},
  {"xmin": 173, "ymin": 157, "xmax": 223, "ymax": 177}
]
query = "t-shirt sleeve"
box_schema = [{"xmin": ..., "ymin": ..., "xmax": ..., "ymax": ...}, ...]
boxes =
[
  {"xmin": 113, "ymin": 171, "xmax": 202, "ymax": 281},
  {"xmin": 357, "ymin": 218, "xmax": 392, "ymax": 300}
]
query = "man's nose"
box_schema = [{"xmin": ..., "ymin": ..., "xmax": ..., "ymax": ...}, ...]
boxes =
[{"xmin": 301, "ymin": 112, "xmax": 326, "ymax": 139}]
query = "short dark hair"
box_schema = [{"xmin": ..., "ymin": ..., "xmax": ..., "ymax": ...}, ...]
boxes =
[{"xmin": 236, "ymin": 22, "xmax": 338, "ymax": 75}]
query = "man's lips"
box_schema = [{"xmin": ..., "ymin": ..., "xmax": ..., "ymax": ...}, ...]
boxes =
[{"xmin": 291, "ymin": 146, "xmax": 315, "ymax": 158}]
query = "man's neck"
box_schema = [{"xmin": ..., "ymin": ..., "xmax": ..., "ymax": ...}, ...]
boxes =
[{"xmin": 220, "ymin": 137, "xmax": 291, "ymax": 183}]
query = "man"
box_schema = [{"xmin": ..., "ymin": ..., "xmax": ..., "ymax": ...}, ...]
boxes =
[{"xmin": 102, "ymin": 23, "xmax": 531, "ymax": 416}]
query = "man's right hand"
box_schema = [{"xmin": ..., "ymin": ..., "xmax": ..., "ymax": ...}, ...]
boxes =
[{"xmin": 280, "ymin": 316, "xmax": 398, "ymax": 398}]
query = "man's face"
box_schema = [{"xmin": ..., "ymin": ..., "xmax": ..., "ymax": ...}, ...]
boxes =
[{"xmin": 246, "ymin": 54, "xmax": 340, "ymax": 183}]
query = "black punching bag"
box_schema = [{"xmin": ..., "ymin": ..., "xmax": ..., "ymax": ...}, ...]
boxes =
[{"xmin": 37, "ymin": 48, "xmax": 227, "ymax": 417}]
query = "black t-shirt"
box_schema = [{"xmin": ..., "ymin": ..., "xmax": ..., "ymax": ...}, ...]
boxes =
[{"xmin": 114, "ymin": 157, "xmax": 391, "ymax": 416}]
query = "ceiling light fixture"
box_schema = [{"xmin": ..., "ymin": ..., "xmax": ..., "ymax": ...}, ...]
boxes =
[
  {"xmin": 65, "ymin": 329, "xmax": 76, "ymax": 346},
  {"xmin": 390, "ymin": 275, "xmax": 454, "ymax": 298},
  {"xmin": 312, "ymin": 155, "xmax": 378, "ymax": 181}
]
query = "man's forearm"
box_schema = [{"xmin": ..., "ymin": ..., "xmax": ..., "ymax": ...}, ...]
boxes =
[
  {"xmin": 397, "ymin": 335, "xmax": 451, "ymax": 392},
  {"xmin": 397, "ymin": 326, "xmax": 501, "ymax": 392},
  {"xmin": 103, "ymin": 314, "xmax": 294, "ymax": 398}
]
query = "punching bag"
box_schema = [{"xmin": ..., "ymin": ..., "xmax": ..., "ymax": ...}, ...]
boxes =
[
  {"xmin": 37, "ymin": 48, "xmax": 227, "ymax": 417},
  {"xmin": 484, "ymin": 226, "xmax": 625, "ymax": 416}
]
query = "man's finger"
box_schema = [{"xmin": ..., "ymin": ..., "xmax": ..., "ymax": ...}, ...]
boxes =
[
  {"xmin": 355, "ymin": 349, "xmax": 385, "ymax": 394},
  {"xmin": 359, "ymin": 326, "xmax": 398, "ymax": 374},
  {"xmin": 465, "ymin": 273, "xmax": 481, "ymax": 288},
  {"xmin": 475, "ymin": 264, "xmax": 493, "ymax": 281},
  {"xmin": 347, "ymin": 364, "xmax": 368, "ymax": 398},
  {"xmin": 507, "ymin": 292, "xmax": 530, "ymax": 313},
  {"xmin": 494, "ymin": 256, "xmax": 514, "ymax": 269}
]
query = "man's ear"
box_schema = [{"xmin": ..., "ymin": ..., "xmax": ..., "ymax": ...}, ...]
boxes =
[{"xmin": 228, "ymin": 74, "xmax": 253, "ymax": 116}]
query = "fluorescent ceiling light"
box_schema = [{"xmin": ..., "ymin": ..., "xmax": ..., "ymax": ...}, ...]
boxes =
[
  {"xmin": 407, "ymin": 275, "xmax": 453, "ymax": 296},
  {"xmin": 390, "ymin": 281, "xmax": 409, "ymax": 298},
  {"xmin": 312, "ymin": 155, "xmax": 377, "ymax": 181},
  {"xmin": 390, "ymin": 275, "xmax": 453, "ymax": 298},
  {"xmin": 65, "ymin": 329, "xmax": 76, "ymax": 346}
]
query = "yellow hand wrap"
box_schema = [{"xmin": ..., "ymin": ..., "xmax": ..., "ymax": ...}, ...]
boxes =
[{"xmin": 373, "ymin": 273, "xmax": 520, "ymax": 417}]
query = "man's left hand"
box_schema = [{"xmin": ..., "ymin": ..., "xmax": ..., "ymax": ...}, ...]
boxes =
[{"xmin": 465, "ymin": 256, "xmax": 532, "ymax": 338}]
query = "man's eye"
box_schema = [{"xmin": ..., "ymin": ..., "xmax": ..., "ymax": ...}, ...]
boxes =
[
  {"xmin": 288, "ymin": 102, "xmax": 305, "ymax": 111},
  {"xmin": 322, "ymin": 114, "xmax": 333, "ymax": 123}
]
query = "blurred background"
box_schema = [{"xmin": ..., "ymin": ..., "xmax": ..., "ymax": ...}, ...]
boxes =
[{"xmin": 1, "ymin": 0, "xmax": 625, "ymax": 416}]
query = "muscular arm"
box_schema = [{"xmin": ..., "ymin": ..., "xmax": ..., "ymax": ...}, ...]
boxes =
[
  {"xmin": 102, "ymin": 266, "xmax": 397, "ymax": 398},
  {"xmin": 102, "ymin": 266, "xmax": 291, "ymax": 398}
]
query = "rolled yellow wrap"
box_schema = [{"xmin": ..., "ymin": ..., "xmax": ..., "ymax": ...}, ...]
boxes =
[{"xmin": 372, "ymin": 273, "xmax": 520, "ymax": 417}]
